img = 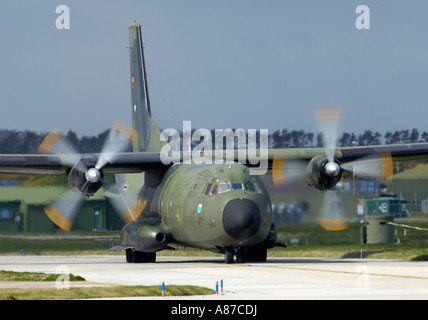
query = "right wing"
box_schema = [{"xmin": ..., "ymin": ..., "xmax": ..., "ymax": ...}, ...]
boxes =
[{"xmin": 0, "ymin": 152, "xmax": 169, "ymax": 175}]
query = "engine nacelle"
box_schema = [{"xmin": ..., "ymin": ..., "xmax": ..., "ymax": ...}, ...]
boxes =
[
  {"xmin": 121, "ymin": 217, "xmax": 168, "ymax": 253},
  {"xmin": 67, "ymin": 159, "xmax": 103, "ymax": 197},
  {"xmin": 305, "ymin": 156, "xmax": 342, "ymax": 191}
]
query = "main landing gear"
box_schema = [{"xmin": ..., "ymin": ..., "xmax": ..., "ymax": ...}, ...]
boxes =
[
  {"xmin": 223, "ymin": 245, "xmax": 267, "ymax": 264},
  {"xmin": 126, "ymin": 249, "xmax": 156, "ymax": 263}
]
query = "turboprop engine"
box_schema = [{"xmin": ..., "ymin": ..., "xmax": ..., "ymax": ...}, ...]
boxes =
[
  {"xmin": 67, "ymin": 159, "xmax": 103, "ymax": 197},
  {"xmin": 305, "ymin": 155, "xmax": 342, "ymax": 191},
  {"xmin": 120, "ymin": 217, "xmax": 168, "ymax": 253}
]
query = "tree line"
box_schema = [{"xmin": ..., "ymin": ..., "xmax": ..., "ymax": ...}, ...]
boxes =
[
  {"xmin": 269, "ymin": 128, "xmax": 426, "ymax": 149},
  {"xmin": 0, "ymin": 128, "xmax": 427, "ymax": 154},
  {"xmin": 0, "ymin": 129, "xmax": 109, "ymax": 154}
]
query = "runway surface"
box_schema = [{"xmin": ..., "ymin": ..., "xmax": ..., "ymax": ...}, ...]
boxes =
[{"xmin": 1, "ymin": 255, "xmax": 428, "ymax": 299}]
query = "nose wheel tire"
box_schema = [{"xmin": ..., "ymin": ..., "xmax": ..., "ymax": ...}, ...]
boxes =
[{"xmin": 224, "ymin": 247, "xmax": 247, "ymax": 264}]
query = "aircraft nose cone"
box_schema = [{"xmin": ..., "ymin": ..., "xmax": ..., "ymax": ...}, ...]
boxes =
[{"xmin": 222, "ymin": 199, "xmax": 261, "ymax": 240}]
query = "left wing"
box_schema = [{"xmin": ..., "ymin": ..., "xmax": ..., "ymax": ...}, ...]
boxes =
[
  {"xmin": 339, "ymin": 142, "xmax": 428, "ymax": 162},
  {"xmin": 265, "ymin": 142, "xmax": 428, "ymax": 230},
  {"xmin": 266, "ymin": 142, "xmax": 428, "ymax": 188}
]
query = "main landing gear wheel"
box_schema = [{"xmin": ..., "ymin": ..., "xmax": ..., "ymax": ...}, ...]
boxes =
[
  {"xmin": 224, "ymin": 247, "xmax": 234, "ymax": 264},
  {"xmin": 236, "ymin": 249, "xmax": 246, "ymax": 264},
  {"xmin": 246, "ymin": 245, "xmax": 267, "ymax": 262},
  {"xmin": 126, "ymin": 249, "xmax": 156, "ymax": 263}
]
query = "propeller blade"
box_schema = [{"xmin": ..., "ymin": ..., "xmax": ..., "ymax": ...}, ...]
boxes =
[
  {"xmin": 317, "ymin": 190, "xmax": 349, "ymax": 231},
  {"xmin": 312, "ymin": 109, "xmax": 350, "ymax": 230},
  {"xmin": 43, "ymin": 191, "xmax": 83, "ymax": 231},
  {"xmin": 102, "ymin": 179, "xmax": 131, "ymax": 216},
  {"xmin": 111, "ymin": 193, "xmax": 147, "ymax": 224},
  {"xmin": 271, "ymin": 156, "xmax": 307, "ymax": 187},
  {"xmin": 315, "ymin": 108, "xmax": 344, "ymax": 162},
  {"xmin": 123, "ymin": 196, "xmax": 148, "ymax": 223},
  {"xmin": 103, "ymin": 174, "xmax": 148, "ymax": 224},
  {"xmin": 342, "ymin": 151, "xmax": 393, "ymax": 182},
  {"xmin": 38, "ymin": 128, "xmax": 86, "ymax": 171},
  {"xmin": 96, "ymin": 120, "xmax": 139, "ymax": 170}
]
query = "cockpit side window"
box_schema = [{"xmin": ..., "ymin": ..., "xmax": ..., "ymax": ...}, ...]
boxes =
[
  {"xmin": 251, "ymin": 179, "xmax": 263, "ymax": 194},
  {"xmin": 245, "ymin": 183, "xmax": 255, "ymax": 192},
  {"xmin": 232, "ymin": 183, "xmax": 244, "ymax": 190},
  {"xmin": 211, "ymin": 184, "xmax": 218, "ymax": 195},
  {"xmin": 203, "ymin": 183, "xmax": 213, "ymax": 195},
  {"xmin": 218, "ymin": 183, "xmax": 230, "ymax": 193}
]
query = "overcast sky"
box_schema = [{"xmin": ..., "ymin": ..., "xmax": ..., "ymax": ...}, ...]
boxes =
[{"xmin": 1, "ymin": 1, "xmax": 428, "ymax": 137}]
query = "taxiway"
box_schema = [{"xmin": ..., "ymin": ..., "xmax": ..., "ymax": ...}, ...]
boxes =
[{"xmin": 1, "ymin": 255, "xmax": 428, "ymax": 299}]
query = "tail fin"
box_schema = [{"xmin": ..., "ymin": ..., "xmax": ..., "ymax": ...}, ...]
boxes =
[{"xmin": 129, "ymin": 22, "xmax": 166, "ymax": 152}]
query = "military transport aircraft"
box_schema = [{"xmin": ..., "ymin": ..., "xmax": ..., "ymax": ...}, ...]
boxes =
[{"xmin": 1, "ymin": 21, "xmax": 428, "ymax": 263}]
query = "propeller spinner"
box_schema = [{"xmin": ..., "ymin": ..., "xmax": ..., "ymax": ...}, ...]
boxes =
[{"xmin": 85, "ymin": 167, "xmax": 102, "ymax": 184}]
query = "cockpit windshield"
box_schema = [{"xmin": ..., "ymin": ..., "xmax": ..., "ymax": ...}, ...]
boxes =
[{"xmin": 202, "ymin": 181, "xmax": 260, "ymax": 195}]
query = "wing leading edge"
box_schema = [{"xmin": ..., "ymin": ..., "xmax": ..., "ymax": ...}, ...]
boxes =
[
  {"xmin": 0, "ymin": 152, "xmax": 168, "ymax": 175},
  {"xmin": 1, "ymin": 142, "xmax": 428, "ymax": 176}
]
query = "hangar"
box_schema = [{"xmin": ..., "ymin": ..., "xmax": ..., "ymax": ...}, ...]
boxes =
[{"xmin": 0, "ymin": 185, "xmax": 123, "ymax": 232}]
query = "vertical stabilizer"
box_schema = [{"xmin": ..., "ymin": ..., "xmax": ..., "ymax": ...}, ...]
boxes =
[{"xmin": 129, "ymin": 22, "xmax": 166, "ymax": 152}]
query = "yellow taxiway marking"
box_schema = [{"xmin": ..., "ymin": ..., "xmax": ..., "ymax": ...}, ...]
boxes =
[
  {"xmin": 264, "ymin": 265, "xmax": 428, "ymax": 281},
  {"xmin": 83, "ymin": 280, "xmax": 124, "ymax": 287}
]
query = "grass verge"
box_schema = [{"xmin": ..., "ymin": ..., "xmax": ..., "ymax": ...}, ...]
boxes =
[
  {"xmin": 1, "ymin": 285, "xmax": 215, "ymax": 300},
  {"xmin": 0, "ymin": 270, "xmax": 84, "ymax": 281},
  {"xmin": 0, "ymin": 271, "xmax": 215, "ymax": 300}
]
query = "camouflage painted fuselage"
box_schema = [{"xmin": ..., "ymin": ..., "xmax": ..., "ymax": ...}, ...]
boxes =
[{"xmin": 158, "ymin": 163, "xmax": 272, "ymax": 250}]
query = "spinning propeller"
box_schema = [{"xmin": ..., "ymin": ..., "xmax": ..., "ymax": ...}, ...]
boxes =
[
  {"xmin": 314, "ymin": 108, "xmax": 348, "ymax": 231},
  {"xmin": 271, "ymin": 108, "xmax": 394, "ymax": 231},
  {"xmin": 39, "ymin": 121, "xmax": 144, "ymax": 231}
]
